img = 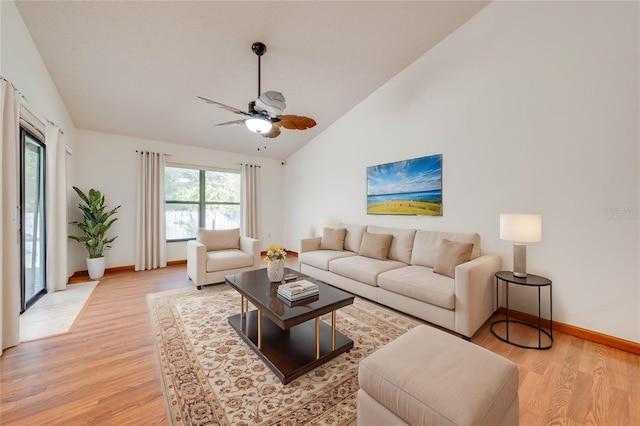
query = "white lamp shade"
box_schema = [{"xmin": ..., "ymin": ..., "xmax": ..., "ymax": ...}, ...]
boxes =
[
  {"xmin": 500, "ymin": 214, "xmax": 542, "ymax": 243},
  {"xmin": 245, "ymin": 118, "xmax": 272, "ymax": 134}
]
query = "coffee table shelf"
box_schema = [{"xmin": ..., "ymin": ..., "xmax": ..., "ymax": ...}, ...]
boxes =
[{"xmin": 228, "ymin": 311, "xmax": 353, "ymax": 384}]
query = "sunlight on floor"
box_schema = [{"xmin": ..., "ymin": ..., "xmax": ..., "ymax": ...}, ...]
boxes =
[{"xmin": 19, "ymin": 281, "xmax": 98, "ymax": 342}]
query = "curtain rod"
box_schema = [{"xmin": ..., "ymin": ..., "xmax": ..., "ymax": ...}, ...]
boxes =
[
  {"xmin": 240, "ymin": 163, "xmax": 261, "ymax": 168},
  {"xmin": 47, "ymin": 120, "xmax": 64, "ymax": 135},
  {"xmin": 2, "ymin": 76, "xmax": 65, "ymax": 135},
  {"xmin": 0, "ymin": 75, "xmax": 20, "ymax": 94},
  {"xmin": 135, "ymin": 150, "xmax": 171, "ymax": 155}
]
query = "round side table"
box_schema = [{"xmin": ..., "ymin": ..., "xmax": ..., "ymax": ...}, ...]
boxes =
[{"xmin": 491, "ymin": 271, "xmax": 553, "ymax": 350}]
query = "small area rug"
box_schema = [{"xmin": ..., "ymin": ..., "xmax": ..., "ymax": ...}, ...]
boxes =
[
  {"xmin": 20, "ymin": 281, "xmax": 99, "ymax": 342},
  {"xmin": 147, "ymin": 285, "xmax": 421, "ymax": 425}
]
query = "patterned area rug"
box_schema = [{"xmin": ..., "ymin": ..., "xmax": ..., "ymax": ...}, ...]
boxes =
[{"xmin": 147, "ymin": 285, "xmax": 421, "ymax": 425}]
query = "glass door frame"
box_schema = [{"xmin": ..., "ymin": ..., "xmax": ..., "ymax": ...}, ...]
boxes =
[{"xmin": 20, "ymin": 127, "xmax": 47, "ymax": 313}]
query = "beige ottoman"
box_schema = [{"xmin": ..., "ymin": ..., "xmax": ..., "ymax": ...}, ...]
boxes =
[{"xmin": 357, "ymin": 325, "xmax": 519, "ymax": 426}]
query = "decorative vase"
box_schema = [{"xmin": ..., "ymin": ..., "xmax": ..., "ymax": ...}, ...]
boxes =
[
  {"xmin": 267, "ymin": 259, "xmax": 285, "ymax": 282},
  {"xmin": 87, "ymin": 257, "xmax": 106, "ymax": 280}
]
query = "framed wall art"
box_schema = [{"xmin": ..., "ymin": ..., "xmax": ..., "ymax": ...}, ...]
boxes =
[{"xmin": 367, "ymin": 154, "xmax": 442, "ymax": 216}]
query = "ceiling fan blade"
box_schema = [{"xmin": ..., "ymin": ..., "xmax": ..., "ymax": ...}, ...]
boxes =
[
  {"xmin": 215, "ymin": 119, "xmax": 247, "ymax": 127},
  {"xmin": 262, "ymin": 125, "xmax": 281, "ymax": 138},
  {"xmin": 277, "ymin": 115, "xmax": 317, "ymax": 130},
  {"xmin": 197, "ymin": 96, "xmax": 251, "ymax": 117}
]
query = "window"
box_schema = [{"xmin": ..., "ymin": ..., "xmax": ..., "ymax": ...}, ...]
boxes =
[{"xmin": 165, "ymin": 166, "xmax": 241, "ymax": 241}]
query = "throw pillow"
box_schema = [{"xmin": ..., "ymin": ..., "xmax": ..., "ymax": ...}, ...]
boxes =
[
  {"xmin": 197, "ymin": 228, "xmax": 240, "ymax": 251},
  {"xmin": 319, "ymin": 227, "xmax": 346, "ymax": 251},
  {"xmin": 433, "ymin": 239, "xmax": 474, "ymax": 278},
  {"xmin": 358, "ymin": 232, "xmax": 393, "ymax": 260},
  {"xmin": 341, "ymin": 223, "xmax": 367, "ymax": 252}
]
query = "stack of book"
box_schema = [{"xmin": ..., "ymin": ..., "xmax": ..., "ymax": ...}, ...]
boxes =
[{"xmin": 277, "ymin": 280, "xmax": 319, "ymax": 301}]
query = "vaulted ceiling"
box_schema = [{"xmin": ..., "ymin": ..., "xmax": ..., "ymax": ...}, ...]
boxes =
[{"xmin": 15, "ymin": 1, "xmax": 488, "ymax": 159}]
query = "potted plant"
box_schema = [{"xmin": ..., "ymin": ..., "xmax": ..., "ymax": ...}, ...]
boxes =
[{"xmin": 68, "ymin": 186, "xmax": 121, "ymax": 279}]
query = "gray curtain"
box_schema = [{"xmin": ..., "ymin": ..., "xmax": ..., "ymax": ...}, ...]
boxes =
[
  {"xmin": 134, "ymin": 151, "xmax": 166, "ymax": 271},
  {"xmin": 241, "ymin": 164, "xmax": 260, "ymax": 239},
  {"xmin": 0, "ymin": 79, "xmax": 21, "ymax": 353}
]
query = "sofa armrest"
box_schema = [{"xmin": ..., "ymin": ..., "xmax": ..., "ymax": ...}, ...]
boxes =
[
  {"xmin": 453, "ymin": 254, "xmax": 502, "ymax": 338},
  {"xmin": 187, "ymin": 240, "xmax": 207, "ymax": 286},
  {"xmin": 300, "ymin": 237, "xmax": 322, "ymax": 253},
  {"xmin": 239, "ymin": 236, "xmax": 260, "ymax": 267}
]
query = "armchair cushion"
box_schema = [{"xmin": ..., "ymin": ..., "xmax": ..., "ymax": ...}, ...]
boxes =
[
  {"xmin": 206, "ymin": 249, "xmax": 254, "ymax": 272},
  {"xmin": 197, "ymin": 228, "xmax": 240, "ymax": 251}
]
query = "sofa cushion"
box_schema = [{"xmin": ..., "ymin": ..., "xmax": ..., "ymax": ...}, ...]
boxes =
[
  {"xmin": 410, "ymin": 230, "xmax": 481, "ymax": 268},
  {"xmin": 197, "ymin": 228, "xmax": 240, "ymax": 251},
  {"xmin": 205, "ymin": 249, "xmax": 253, "ymax": 272},
  {"xmin": 367, "ymin": 225, "xmax": 416, "ymax": 264},
  {"xmin": 338, "ymin": 223, "xmax": 367, "ymax": 253},
  {"xmin": 378, "ymin": 265, "xmax": 455, "ymax": 310},
  {"xmin": 433, "ymin": 239, "xmax": 474, "ymax": 279},
  {"xmin": 330, "ymin": 255, "xmax": 406, "ymax": 286},
  {"xmin": 299, "ymin": 250, "xmax": 356, "ymax": 271},
  {"xmin": 359, "ymin": 232, "xmax": 393, "ymax": 260},
  {"xmin": 319, "ymin": 227, "xmax": 346, "ymax": 251}
]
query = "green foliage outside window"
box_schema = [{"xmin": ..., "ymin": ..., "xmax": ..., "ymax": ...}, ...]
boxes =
[{"xmin": 165, "ymin": 167, "xmax": 240, "ymax": 240}]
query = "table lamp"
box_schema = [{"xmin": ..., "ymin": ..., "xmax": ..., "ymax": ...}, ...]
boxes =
[{"xmin": 500, "ymin": 214, "xmax": 542, "ymax": 278}]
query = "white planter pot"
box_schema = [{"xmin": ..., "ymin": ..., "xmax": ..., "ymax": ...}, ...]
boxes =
[
  {"xmin": 266, "ymin": 259, "xmax": 285, "ymax": 282},
  {"xmin": 87, "ymin": 257, "xmax": 106, "ymax": 279}
]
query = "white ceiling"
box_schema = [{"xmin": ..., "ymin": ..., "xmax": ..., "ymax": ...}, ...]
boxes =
[{"xmin": 15, "ymin": 1, "xmax": 488, "ymax": 160}]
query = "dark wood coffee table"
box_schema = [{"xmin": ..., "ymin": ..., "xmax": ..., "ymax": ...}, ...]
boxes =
[{"xmin": 225, "ymin": 267, "xmax": 355, "ymax": 384}]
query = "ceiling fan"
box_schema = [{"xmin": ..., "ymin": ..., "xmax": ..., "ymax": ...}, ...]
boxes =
[{"xmin": 198, "ymin": 42, "xmax": 317, "ymax": 139}]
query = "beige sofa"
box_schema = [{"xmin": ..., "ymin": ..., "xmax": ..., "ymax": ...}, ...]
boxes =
[
  {"xmin": 187, "ymin": 228, "xmax": 260, "ymax": 289},
  {"xmin": 299, "ymin": 224, "xmax": 501, "ymax": 338}
]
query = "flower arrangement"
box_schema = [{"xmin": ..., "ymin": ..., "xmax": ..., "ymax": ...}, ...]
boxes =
[{"xmin": 264, "ymin": 245, "xmax": 287, "ymax": 262}]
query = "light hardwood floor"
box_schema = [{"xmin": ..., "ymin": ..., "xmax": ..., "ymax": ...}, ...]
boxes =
[{"xmin": 1, "ymin": 263, "xmax": 638, "ymax": 425}]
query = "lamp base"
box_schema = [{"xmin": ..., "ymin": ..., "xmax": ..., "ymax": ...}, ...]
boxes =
[{"xmin": 513, "ymin": 243, "xmax": 527, "ymax": 278}]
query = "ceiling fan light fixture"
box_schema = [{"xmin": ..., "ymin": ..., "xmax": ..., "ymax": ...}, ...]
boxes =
[
  {"xmin": 245, "ymin": 118, "xmax": 272, "ymax": 134},
  {"xmin": 255, "ymin": 91, "xmax": 286, "ymax": 117}
]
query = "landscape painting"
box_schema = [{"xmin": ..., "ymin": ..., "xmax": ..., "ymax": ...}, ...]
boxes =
[{"xmin": 367, "ymin": 154, "xmax": 442, "ymax": 216}]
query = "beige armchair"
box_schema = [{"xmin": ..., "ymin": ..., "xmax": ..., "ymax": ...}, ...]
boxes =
[{"xmin": 187, "ymin": 228, "xmax": 260, "ymax": 289}]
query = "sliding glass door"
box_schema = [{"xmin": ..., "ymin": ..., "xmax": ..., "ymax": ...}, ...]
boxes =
[{"xmin": 21, "ymin": 128, "xmax": 47, "ymax": 313}]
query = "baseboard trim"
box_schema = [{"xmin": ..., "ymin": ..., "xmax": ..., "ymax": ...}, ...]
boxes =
[
  {"xmin": 260, "ymin": 250, "xmax": 299, "ymax": 257},
  {"xmin": 70, "ymin": 260, "xmax": 187, "ymax": 280},
  {"xmin": 70, "ymin": 253, "xmax": 299, "ymax": 280},
  {"xmin": 497, "ymin": 307, "xmax": 640, "ymax": 355}
]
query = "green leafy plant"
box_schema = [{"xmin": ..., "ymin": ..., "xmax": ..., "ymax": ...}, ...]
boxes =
[{"xmin": 68, "ymin": 187, "xmax": 121, "ymax": 258}]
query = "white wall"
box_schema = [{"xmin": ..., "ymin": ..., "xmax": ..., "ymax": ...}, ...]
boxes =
[
  {"xmin": 0, "ymin": 1, "xmax": 75, "ymax": 135},
  {"xmin": 1, "ymin": 0, "xmax": 78, "ymax": 278},
  {"xmin": 284, "ymin": 1, "xmax": 640, "ymax": 342},
  {"xmin": 70, "ymin": 130, "xmax": 285, "ymax": 273}
]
